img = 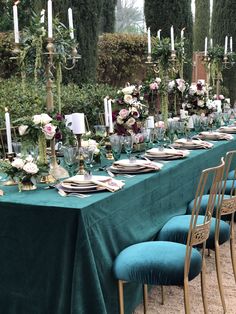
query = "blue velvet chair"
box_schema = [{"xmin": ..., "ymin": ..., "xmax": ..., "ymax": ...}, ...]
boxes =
[
  {"xmin": 113, "ymin": 159, "xmax": 225, "ymax": 314},
  {"xmin": 184, "ymin": 151, "xmax": 236, "ymax": 312}
]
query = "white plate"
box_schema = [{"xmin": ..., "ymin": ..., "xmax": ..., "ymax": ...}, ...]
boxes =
[
  {"xmin": 58, "ymin": 184, "xmax": 106, "ymax": 193},
  {"xmin": 63, "ymin": 175, "xmax": 110, "ymax": 186},
  {"xmin": 61, "ymin": 182, "xmax": 97, "ymax": 190},
  {"xmin": 146, "ymin": 148, "xmax": 189, "ymax": 157}
]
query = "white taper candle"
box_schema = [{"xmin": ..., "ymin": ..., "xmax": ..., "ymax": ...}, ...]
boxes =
[
  {"xmin": 13, "ymin": 4, "xmax": 19, "ymax": 43},
  {"xmin": 5, "ymin": 108, "xmax": 13, "ymax": 154},
  {"xmin": 47, "ymin": 0, "xmax": 53, "ymax": 38},
  {"xmin": 147, "ymin": 27, "xmax": 151, "ymax": 54},
  {"xmin": 68, "ymin": 8, "xmax": 74, "ymax": 40}
]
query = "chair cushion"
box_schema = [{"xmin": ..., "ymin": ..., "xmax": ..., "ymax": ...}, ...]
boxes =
[
  {"xmin": 157, "ymin": 215, "xmax": 230, "ymax": 249},
  {"xmin": 187, "ymin": 194, "xmax": 232, "ymax": 221},
  {"xmin": 227, "ymin": 170, "xmax": 235, "ymax": 180},
  {"xmin": 113, "ymin": 241, "xmax": 202, "ymax": 286}
]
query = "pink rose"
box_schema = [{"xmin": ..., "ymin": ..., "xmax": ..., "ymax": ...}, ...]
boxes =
[
  {"xmin": 119, "ymin": 109, "xmax": 129, "ymax": 119},
  {"xmin": 155, "ymin": 121, "xmax": 165, "ymax": 128},
  {"xmin": 150, "ymin": 82, "xmax": 158, "ymax": 90},
  {"xmin": 42, "ymin": 123, "xmax": 56, "ymax": 140}
]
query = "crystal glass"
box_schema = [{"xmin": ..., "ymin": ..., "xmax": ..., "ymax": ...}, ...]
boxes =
[
  {"xmin": 155, "ymin": 127, "xmax": 165, "ymax": 151},
  {"xmin": 222, "ymin": 111, "xmax": 231, "ymax": 125},
  {"xmin": 94, "ymin": 125, "xmax": 106, "ymax": 138},
  {"xmin": 62, "ymin": 146, "xmax": 78, "ymax": 177},
  {"xmin": 193, "ymin": 116, "xmax": 202, "ymax": 134},
  {"xmin": 142, "ymin": 128, "xmax": 152, "ymax": 152},
  {"xmin": 166, "ymin": 121, "xmax": 176, "ymax": 144},
  {"xmin": 80, "ymin": 146, "xmax": 96, "ymax": 174},
  {"xmin": 123, "ymin": 136, "xmax": 133, "ymax": 159},
  {"xmin": 109, "ymin": 134, "xmax": 123, "ymax": 161},
  {"xmin": 176, "ymin": 121, "xmax": 185, "ymax": 139}
]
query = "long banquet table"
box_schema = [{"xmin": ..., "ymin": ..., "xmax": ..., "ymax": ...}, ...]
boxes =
[{"xmin": 0, "ymin": 137, "xmax": 236, "ymax": 314}]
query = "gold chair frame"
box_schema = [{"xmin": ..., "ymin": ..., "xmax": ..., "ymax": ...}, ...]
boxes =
[
  {"xmin": 117, "ymin": 159, "xmax": 225, "ymax": 314},
  {"xmin": 213, "ymin": 150, "xmax": 236, "ymax": 312}
]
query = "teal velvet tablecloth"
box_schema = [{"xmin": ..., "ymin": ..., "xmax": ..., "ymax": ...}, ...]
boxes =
[{"xmin": 0, "ymin": 138, "xmax": 235, "ymax": 314}]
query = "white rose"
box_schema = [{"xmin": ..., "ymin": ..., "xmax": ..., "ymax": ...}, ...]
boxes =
[
  {"xmin": 23, "ymin": 162, "xmax": 39, "ymax": 175},
  {"xmin": 117, "ymin": 116, "xmax": 124, "ymax": 125},
  {"xmin": 197, "ymin": 99, "xmax": 205, "ymax": 108},
  {"xmin": 25, "ymin": 155, "xmax": 34, "ymax": 163},
  {"xmin": 32, "ymin": 114, "xmax": 42, "ymax": 125},
  {"xmin": 124, "ymin": 94, "xmax": 133, "ymax": 104},
  {"xmin": 155, "ymin": 77, "xmax": 162, "ymax": 83},
  {"xmin": 122, "ymin": 85, "xmax": 135, "ymax": 95},
  {"xmin": 12, "ymin": 158, "xmax": 25, "ymax": 169},
  {"xmin": 18, "ymin": 125, "xmax": 28, "ymax": 136},
  {"xmin": 168, "ymin": 80, "xmax": 175, "ymax": 90},
  {"xmin": 126, "ymin": 117, "xmax": 136, "ymax": 126},
  {"xmin": 40, "ymin": 113, "xmax": 52, "ymax": 125}
]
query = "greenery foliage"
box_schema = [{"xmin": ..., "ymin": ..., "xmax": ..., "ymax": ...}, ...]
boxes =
[
  {"xmin": 97, "ymin": 33, "xmax": 147, "ymax": 86},
  {"xmin": 100, "ymin": 0, "xmax": 117, "ymax": 33},
  {"xmin": 212, "ymin": 0, "xmax": 236, "ymax": 102},
  {"xmin": 0, "ymin": 79, "xmax": 117, "ymax": 128},
  {"xmin": 193, "ymin": 0, "xmax": 210, "ymax": 51}
]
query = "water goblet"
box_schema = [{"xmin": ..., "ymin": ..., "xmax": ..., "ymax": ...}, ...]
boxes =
[
  {"xmin": 80, "ymin": 146, "xmax": 96, "ymax": 175},
  {"xmin": 176, "ymin": 121, "xmax": 185, "ymax": 139},
  {"xmin": 110, "ymin": 135, "xmax": 122, "ymax": 161},
  {"xmin": 142, "ymin": 128, "xmax": 152, "ymax": 152},
  {"xmin": 62, "ymin": 146, "xmax": 78, "ymax": 177},
  {"xmin": 155, "ymin": 127, "xmax": 165, "ymax": 151},
  {"xmin": 222, "ymin": 111, "xmax": 231, "ymax": 126},
  {"xmin": 193, "ymin": 116, "xmax": 202, "ymax": 134},
  {"xmin": 123, "ymin": 136, "xmax": 133, "ymax": 160},
  {"xmin": 166, "ymin": 121, "xmax": 176, "ymax": 144}
]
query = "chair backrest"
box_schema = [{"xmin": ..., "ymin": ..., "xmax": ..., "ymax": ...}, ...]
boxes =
[
  {"xmin": 184, "ymin": 158, "xmax": 225, "ymax": 277},
  {"xmin": 221, "ymin": 150, "xmax": 236, "ymax": 216}
]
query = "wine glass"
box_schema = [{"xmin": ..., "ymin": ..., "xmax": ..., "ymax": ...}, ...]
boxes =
[
  {"xmin": 110, "ymin": 135, "xmax": 123, "ymax": 161},
  {"xmin": 62, "ymin": 146, "xmax": 78, "ymax": 177},
  {"xmin": 123, "ymin": 136, "xmax": 133, "ymax": 160},
  {"xmin": 142, "ymin": 128, "xmax": 152, "ymax": 152},
  {"xmin": 80, "ymin": 146, "xmax": 96, "ymax": 175},
  {"xmin": 155, "ymin": 127, "xmax": 165, "ymax": 151}
]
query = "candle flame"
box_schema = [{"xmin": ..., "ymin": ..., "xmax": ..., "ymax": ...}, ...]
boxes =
[
  {"xmin": 5, "ymin": 107, "xmax": 8, "ymax": 112},
  {"xmin": 14, "ymin": 1, "xmax": 20, "ymax": 5}
]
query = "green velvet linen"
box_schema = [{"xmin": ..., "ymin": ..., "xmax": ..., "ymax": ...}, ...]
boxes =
[
  {"xmin": 113, "ymin": 241, "xmax": 202, "ymax": 285},
  {"xmin": 157, "ymin": 215, "xmax": 230, "ymax": 249},
  {"xmin": 0, "ymin": 137, "xmax": 236, "ymax": 314}
]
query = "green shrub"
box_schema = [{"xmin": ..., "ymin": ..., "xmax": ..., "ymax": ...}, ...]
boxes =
[
  {"xmin": 97, "ymin": 33, "xmax": 148, "ymax": 86},
  {"xmin": 0, "ymin": 32, "xmax": 17, "ymax": 79},
  {"xmin": 0, "ymin": 78, "xmax": 117, "ymax": 128}
]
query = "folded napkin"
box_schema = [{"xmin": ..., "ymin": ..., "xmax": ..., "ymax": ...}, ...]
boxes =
[
  {"xmin": 199, "ymin": 132, "xmax": 233, "ymax": 141},
  {"xmin": 218, "ymin": 126, "xmax": 236, "ymax": 133},
  {"xmin": 91, "ymin": 178, "xmax": 125, "ymax": 192},
  {"xmin": 113, "ymin": 160, "xmax": 160, "ymax": 170},
  {"xmin": 174, "ymin": 139, "xmax": 213, "ymax": 149},
  {"xmin": 147, "ymin": 148, "xmax": 185, "ymax": 157}
]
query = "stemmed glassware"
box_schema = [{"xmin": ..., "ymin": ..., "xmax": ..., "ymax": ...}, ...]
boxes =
[
  {"xmin": 123, "ymin": 135, "xmax": 133, "ymax": 160},
  {"xmin": 62, "ymin": 146, "xmax": 78, "ymax": 177},
  {"xmin": 109, "ymin": 135, "xmax": 123, "ymax": 161},
  {"xmin": 142, "ymin": 128, "xmax": 152, "ymax": 152},
  {"xmin": 166, "ymin": 121, "xmax": 176, "ymax": 144},
  {"xmin": 155, "ymin": 127, "xmax": 165, "ymax": 151},
  {"xmin": 80, "ymin": 146, "xmax": 96, "ymax": 175}
]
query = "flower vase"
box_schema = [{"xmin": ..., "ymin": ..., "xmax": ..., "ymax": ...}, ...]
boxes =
[{"xmin": 18, "ymin": 177, "xmax": 37, "ymax": 192}]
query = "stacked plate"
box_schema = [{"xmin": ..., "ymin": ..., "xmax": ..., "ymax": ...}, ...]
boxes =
[
  {"xmin": 109, "ymin": 159, "xmax": 163, "ymax": 174},
  {"xmin": 144, "ymin": 148, "xmax": 190, "ymax": 160},
  {"xmin": 58, "ymin": 175, "xmax": 111, "ymax": 193},
  {"xmin": 172, "ymin": 138, "xmax": 213, "ymax": 150},
  {"xmin": 218, "ymin": 126, "xmax": 236, "ymax": 134},
  {"xmin": 198, "ymin": 131, "xmax": 233, "ymax": 141}
]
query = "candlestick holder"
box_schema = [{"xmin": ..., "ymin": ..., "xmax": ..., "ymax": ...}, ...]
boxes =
[
  {"xmin": 76, "ymin": 134, "xmax": 86, "ymax": 175},
  {"xmin": 146, "ymin": 54, "xmax": 153, "ymax": 64},
  {"xmin": 104, "ymin": 127, "xmax": 114, "ymax": 160}
]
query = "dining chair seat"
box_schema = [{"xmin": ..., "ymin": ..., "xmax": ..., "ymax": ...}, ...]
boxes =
[
  {"xmin": 227, "ymin": 170, "xmax": 235, "ymax": 180},
  {"xmin": 187, "ymin": 194, "xmax": 232, "ymax": 221},
  {"xmin": 113, "ymin": 241, "xmax": 202, "ymax": 286},
  {"xmin": 157, "ymin": 215, "xmax": 230, "ymax": 250},
  {"xmin": 224, "ymin": 179, "xmax": 236, "ymax": 195}
]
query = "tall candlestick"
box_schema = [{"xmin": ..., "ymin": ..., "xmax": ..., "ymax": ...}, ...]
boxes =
[
  {"xmin": 104, "ymin": 97, "xmax": 109, "ymax": 127},
  {"xmin": 147, "ymin": 27, "xmax": 151, "ymax": 54},
  {"xmin": 47, "ymin": 0, "xmax": 53, "ymax": 38},
  {"xmin": 224, "ymin": 35, "xmax": 228, "ymax": 55},
  {"xmin": 68, "ymin": 8, "xmax": 74, "ymax": 40},
  {"xmin": 181, "ymin": 27, "xmax": 185, "ymax": 40},
  {"xmin": 230, "ymin": 36, "xmax": 233, "ymax": 52},
  {"xmin": 210, "ymin": 38, "xmax": 213, "ymax": 48},
  {"xmin": 204, "ymin": 37, "xmax": 208, "ymax": 56},
  {"xmin": 157, "ymin": 29, "xmax": 161, "ymax": 40},
  {"xmin": 108, "ymin": 100, "xmax": 113, "ymax": 133},
  {"xmin": 13, "ymin": 4, "xmax": 19, "ymax": 43},
  {"xmin": 40, "ymin": 9, "xmax": 45, "ymax": 24},
  {"xmin": 5, "ymin": 108, "xmax": 13, "ymax": 154},
  {"xmin": 170, "ymin": 26, "xmax": 175, "ymax": 51}
]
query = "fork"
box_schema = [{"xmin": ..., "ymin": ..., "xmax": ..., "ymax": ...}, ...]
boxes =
[{"xmin": 58, "ymin": 189, "xmax": 91, "ymax": 198}]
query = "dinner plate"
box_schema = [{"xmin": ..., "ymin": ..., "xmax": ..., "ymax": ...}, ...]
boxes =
[
  {"xmin": 218, "ymin": 127, "xmax": 236, "ymax": 134},
  {"xmin": 114, "ymin": 159, "xmax": 149, "ymax": 168},
  {"xmin": 108, "ymin": 166, "xmax": 159, "ymax": 174},
  {"xmin": 63, "ymin": 175, "xmax": 110, "ymax": 186},
  {"xmin": 146, "ymin": 148, "xmax": 189, "ymax": 158},
  {"xmin": 199, "ymin": 131, "xmax": 233, "ymax": 140},
  {"xmin": 61, "ymin": 182, "xmax": 98, "ymax": 190},
  {"xmin": 58, "ymin": 184, "xmax": 106, "ymax": 193}
]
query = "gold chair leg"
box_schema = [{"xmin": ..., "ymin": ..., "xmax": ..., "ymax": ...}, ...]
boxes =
[
  {"xmin": 201, "ymin": 250, "xmax": 208, "ymax": 314},
  {"xmin": 229, "ymin": 218, "xmax": 236, "ymax": 282},
  {"xmin": 143, "ymin": 284, "xmax": 148, "ymax": 314},
  {"xmin": 207, "ymin": 248, "xmax": 211, "ymax": 257},
  {"xmin": 184, "ymin": 278, "xmax": 190, "ymax": 314},
  {"xmin": 215, "ymin": 243, "xmax": 227, "ymax": 312},
  {"xmin": 161, "ymin": 285, "xmax": 164, "ymax": 305},
  {"xmin": 118, "ymin": 280, "xmax": 125, "ymax": 314}
]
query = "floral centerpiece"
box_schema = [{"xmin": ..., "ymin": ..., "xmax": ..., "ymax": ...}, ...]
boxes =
[
  {"xmin": 183, "ymin": 80, "xmax": 214, "ymax": 116},
  {"xmin": 113, "ymin": 84, "xmax": 148, "ymax": 137},
  {"xmin": 141, "ymin": 77, "xmax": 162, "ymax": 115},
  {"xmin": 168, "ymin": 78, "xmax": 189, "ymax": 115},
  {"xmin": 0, "ymin": 155, "xmax": 48, "ymax": 191}
]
